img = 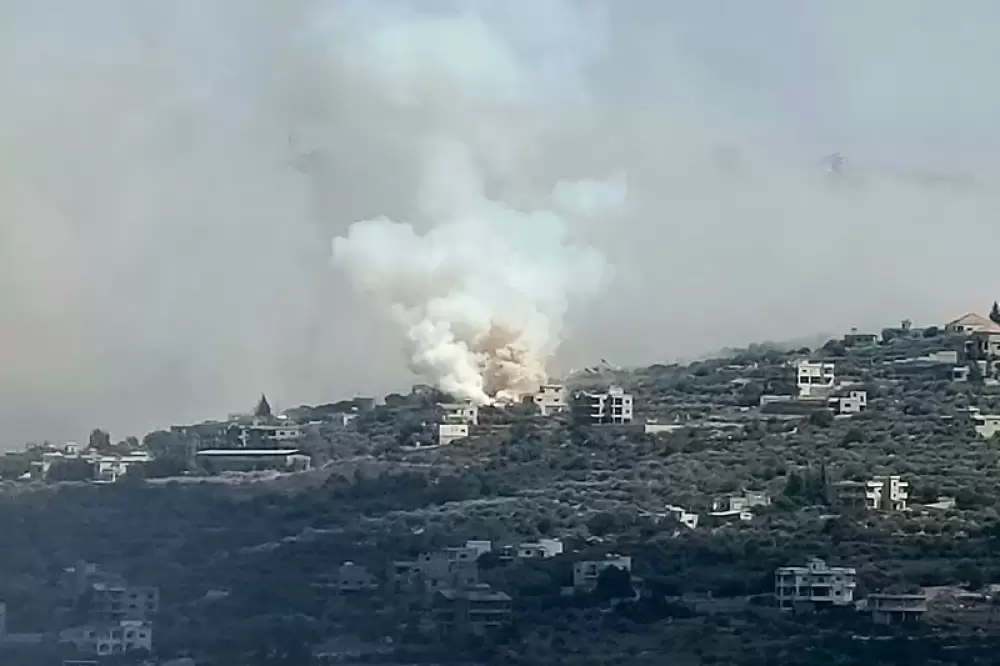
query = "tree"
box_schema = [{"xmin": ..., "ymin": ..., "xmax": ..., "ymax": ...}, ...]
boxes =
[
  {"xmin": 991, "ymin": 301, "xmax": 1000, "ymax": 325},
  {"xmin": 254, "ymin": 394, "xmax": 273, "ymax": 419},
  {"xmin": 48, "ymin": 458, "xmax": 94, "ymax": 482},
  {"xmin": 594, "ymin": 565, "xmax": 634, "ymax": 601},
  {"xmin": 88, "ymin": 428, "xmax": 111, "ymax": 452},
  {"xmin": 808, "ymin": 410, "xmax": 834, "ymax": 428}
]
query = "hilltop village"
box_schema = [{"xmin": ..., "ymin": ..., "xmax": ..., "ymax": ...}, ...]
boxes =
[{"xmin": 6, "ymin": 309, "xmax": 1000, "ymax": 664}]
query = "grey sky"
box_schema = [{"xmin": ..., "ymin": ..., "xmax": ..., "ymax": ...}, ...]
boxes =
[{"xmin": 1, "ymin": 0, "xmax": 998, "ymax": 447}]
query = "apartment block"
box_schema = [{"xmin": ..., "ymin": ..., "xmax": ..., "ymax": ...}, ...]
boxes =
[
  {"xmin": 431, "ymin": 585, "xmax": 511, "ymax": 637},
  {"xmin": 59, "ymin": 620, "xmax": 153, "ymax": 656},
  {"xmin": 797, "ymin": 361, "xmax": 836, "ymax": 398},
  {"xmin": 532, "ymin": 384, "xmax": 569, "ymax": 416},
  {"xmin": 440, "ymin": 402, "xmax": 479, "ymax": 426},
  {"xmin": 830, "ymin": 476, "xmax": 908, "ymax": 512},
  {"xmin": 775, "ymin": 558, "xmax": 857, "ymax": 610},
  {"xmin": 572, "ymin": 386, "xmax": 634, "ymax": 424},
  {"xmin": 868, "ymin": 593, "xmax": 927, "ymax": 625}
]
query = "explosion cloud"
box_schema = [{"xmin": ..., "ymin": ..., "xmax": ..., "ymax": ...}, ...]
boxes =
[
  {"xmin": 331, "ymin": 2, "xmax": 621, "ymax": 403},
  {"xmin": 333, "ymin": 139, "xmax": 614, "ymax": 404}
]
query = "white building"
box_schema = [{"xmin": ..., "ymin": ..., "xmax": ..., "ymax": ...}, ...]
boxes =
[
  {"xmin": 438, "ymin": 424, "xmax": 470, "ymax": 446},
  {"xmin": 665, "ymin": 505, "xmax": 699, "ymax": 529},
  {"xmin": 93, "ymin": 452, "xmax": 154, "ymax": 483},
  {"xmin": 532, "ymin": 384, "xmax": 568, "ymax": 416},
  {"xmin": 572, "ymin": 555, "xmax": 632, "ymax": 590},
  {"xmin": 970, "ymin": 408, "xmax": 1000, "ymax": 439},
  {"xmin": 236, "ymin": 422, "xmax": 304, "ymax": 445},
  {"xmin": 574, "ymin": 386, "xmax": 634, "ymax": 424},
  {"xmin": 515, "ymin": 539, "xmax": 564, "ymax": 559},
  {"xmin": 833, "ymin": 390, "xmax": 867, "ymax": 415},
  {"xmin": 797, "ymin": 361, "xmax": 836, "ymax": 398},
  {"xmin": 712, "ymin": 490, "xmax": 770, "ymax": 513},
  {"xmin": 831, "ymin": 476, "xmax": 908, "ymax": 512},
  {"xmin": 440, "ymin": 402, "xmax": 479, "ymax": 426},
  {"xmin": 775, "ymin": 558, "xmax": 857, "ymax": 610},
  {"xmin": 60, "ymin": 620, "xmax": 153, "ymax": 656},
  {"xmin": 946, "ymin": 312, "xmax": 998, "ymax": 334}
]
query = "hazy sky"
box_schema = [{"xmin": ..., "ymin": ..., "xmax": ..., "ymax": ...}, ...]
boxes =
[{"xmin": 2, "ymin": 0, "xmax": 999, "ymax": 446}]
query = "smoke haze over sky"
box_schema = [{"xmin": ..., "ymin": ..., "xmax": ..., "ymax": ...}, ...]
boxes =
[{"xmin": 2, "ymin": 0, "xmax": 1000, "ymax": 446}]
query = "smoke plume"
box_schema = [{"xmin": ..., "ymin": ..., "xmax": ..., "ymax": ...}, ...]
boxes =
[
  {"xmin": 329, "ymin": 3, "xmax": 619, "ymax": 403},
  {"xmin": 333, "ymin": 139, "xmax": 613, "ymax": 404}
]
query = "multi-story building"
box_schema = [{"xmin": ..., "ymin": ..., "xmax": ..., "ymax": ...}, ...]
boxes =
[
  {"xmin": 775, "ymin": 558, "xmax": 856, "ymax": 610},
  {"xmin": 431, "ymin": 585, "xmax": 511, "ymax": 637},
  {"xmin": 572, "ymin": 555, "xmax": 632, "ymax": 591},
  {"xmin": 832, "ymin": 390, "xmax": 867, "ymax": 415},
  {"xmin": 830, "ymin": 476, "xmax": 908, "ymax": 512},
  {"xmin": 440, "ymin": 402, "xmax": 479, "ymax": 426},
  {"xmin": 532, "ymin": 384, "xmax": 568, "ymax": 416},
  {"xmin": 391, "ymin": 545, "xmax": 483, "ymax": 596},
  {"xmin": 573, "ymin": 386, "xmax": 634, "ymax": 424},
  {"xmin": 85, "ymin": 583, "xmax": 159, "ymax": 623},
  {"xmin": 59, "ymin": 620, "xmax": 153, "ymax": 656},
  {"xmin": 868, "ymin": 593, "xmax": 927, "ymax": 625},
  {"xmin": 797, "ymin": 361, "xmax": 836, "ymax": 398}
]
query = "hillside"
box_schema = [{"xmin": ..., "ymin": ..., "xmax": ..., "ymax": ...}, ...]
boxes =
[{"xmin": 5, "ymin": 325, "xmax": 1000, "ymax": 665}]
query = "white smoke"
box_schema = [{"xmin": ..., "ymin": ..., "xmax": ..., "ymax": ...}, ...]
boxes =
[
  {"xmin": 333, "ymin": 139, "xmax": 615, "ymax": 404},
  {"xmin": 330, "ymin": 1, "xmax": 621, "ymax": 404}
]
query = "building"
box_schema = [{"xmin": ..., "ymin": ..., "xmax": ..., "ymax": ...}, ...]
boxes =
[
  {"xmin": 843, "ymin": 330, "xmax": 877, "ymax": 347},
  {"xmin": 830, "ymin": 476, "xmax": 908, "ymax": 512},
  {"xmin": 391, "ymin": 546, "xmax": 483, "ymax": 596},
  {"xmin": 712, "ymin": 490, "xmax": 770, "ymax": 513},
  {"xmin": 945, "ymin": 313, "xmax": 999, "ymax": 334},
  {"xmin": 431, "ymin": 585, "xmax": 512, "ymax": 637},
  {"xmin": 572, "ymin": 555, "xmax": 632, "ymax": 591},
  {"xmin": 59, "ymin": 620, "xmax": 153, "ymax": 656},
  {"xmin": 775, "ymin": 558, "xmax": 857, "ymax": 610},
  {"xmin": 867, "ymin": 593, "xmax": 927, "ymax": 625},
  {"xmin": 797, "ymin": 361, "xmax": 836, "ymax": 398},
  {"xmin": 573, "ymin": 386, "xmax": 634, "ymax": 424},
  {"xmin": 532, "ymin": 384, "xmax": 568, "ymax": 416},
  {"xmin": 704, "ymin": 509, "xmax": 753, "ymax": 526},
  {"xmin": 437, "ymin": 424, "xmax": 470, "ymax": 446},
  {"xmin": 92, "ymin": 452, "xmax": 153, "ymax": 483},
  {"xmin": 29, "ymin": 449, "xmax": 152, "ymax": 483},
  {"xmin": 512, "ymin": 539, "xmax": 564, "ymax": 559},
  {"xmin": 440, "ymin": 402, "xmax": 479, "ymax": 426},
  {"xmin": 665, "ymin": 505, "xmax": 699, "ymax": 529},
  {"xmin": 85, "ymin": 583, "xmax": 159, "ymax": 622},
  {"xmin": 464, "ymin": 541, "xmax": 493, "ymax": 557},
  {"xmin": 972, "ymin": 328, "xmax": 1000, "ymax": 359},
  {"xmin": 969, "ymin": 408, "xmax": 1000, "ymax": 439},
  {"xmin": 237, "ymin": 422, "xmax": 304, "ymax": 444},
  {"xmin": 195, "ymin": 449, "xmax": 311, "ymax": 473},
  {"xmin": 832, "ymin": 390, "xmax": 867, "ymax": 415}
]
